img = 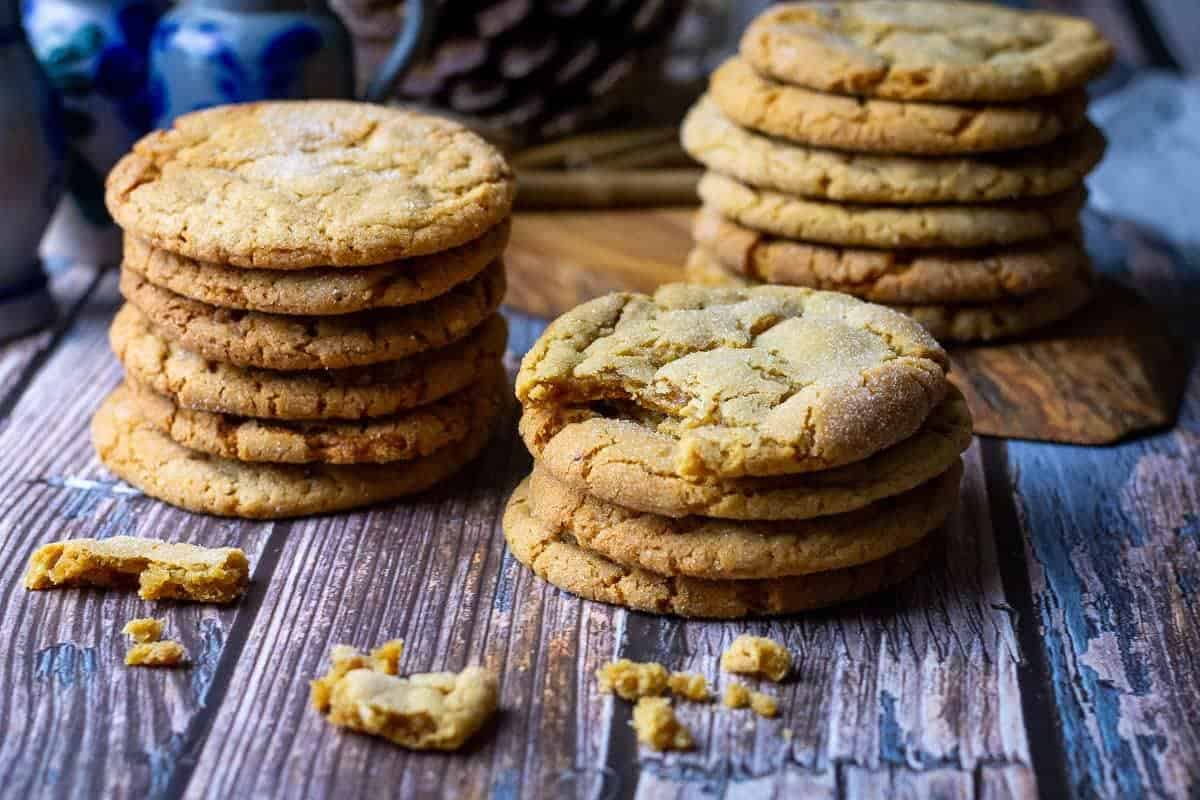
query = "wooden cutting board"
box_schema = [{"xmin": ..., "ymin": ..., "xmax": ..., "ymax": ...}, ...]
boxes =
[{"xmin": 506, "ymin": 208, "xmax": 1186, "ymax": 445}]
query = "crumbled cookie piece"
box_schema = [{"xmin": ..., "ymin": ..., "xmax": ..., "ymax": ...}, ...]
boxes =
[
  {"xmin": 668, "ymin": 672, "xmax": 711, "ymax": 702},
  {"xmin": 631, "ymin": 697, "xmax": 693, "ymax": 751},
  {"xmin": 721, "ymin": 635, "xmax": 792, "ymax": 681},
  {"xmin": 596, "ymin": 659, "xmax": 669, "ymax": 700},
  {"xmin": 749, "ymin": 692, "xmax": 779, "ymax": 719},
  {"xmin": 122, "ymin": 617, "xmax": 164, "ymax": 643},
  {"xmin": 310, "ymin": 640, "xmax": 404, "ymax": 711},
  {"xmin": 724, "ymin": 683, "xmax": 752, "ymax": 709},
  {"xmin": 311, "ymin": 641, "xmax": 497, "ymax": 751},
  {"xmin": 25, "ymin": 536, "xmax": 249, "ymax": 603},
  {"xmin": 325, "ymin": 667, "xmax": 498, "ymax": 751},
  {"xmin": 126, "ymin": 640, "xmax": 187, "ymax": 667}
]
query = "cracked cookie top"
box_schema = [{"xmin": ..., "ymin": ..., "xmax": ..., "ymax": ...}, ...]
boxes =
[
  {"xmin": 516, "ymin": 284, "xmax": 948, "ymax": 479},
  {"xmin": 742, "ymin": 2, "xmax": 1113, "ymax": 103},
  {"xmin": 106, "ymin": 101, "xmax": 515, "ymax": 268}
]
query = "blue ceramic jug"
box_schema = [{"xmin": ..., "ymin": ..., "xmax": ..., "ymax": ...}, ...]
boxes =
[
  {"xmin": 0, "ymin": 0, "xmax": 63, "ymax": 340},
  {"xmin": 148, "ymin": 0, "xmax": 433, "ymax": 126},
  {"xmin": 22, "ymin": 0, "xmax": 167, "ymax": 266}
]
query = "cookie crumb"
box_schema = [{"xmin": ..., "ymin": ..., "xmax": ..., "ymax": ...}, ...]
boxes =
[
  {"xmin": 631, "ymin": 697, "xmax": 693, "ymax": 751},
  {"xmin": 310, "ymin": 640, "xmax": 404, "ymax": 711},
  {"xmin": 782, "ymin": 728, "xmax": 794, "ymax": 741},
  {"xmin": 668, "ymin": 671, "xmax": 711, "ymax": 702},
  {"xmin": 126, "ymin": 640, "xmax": 187, "ymax": 667},
  {"xmin": 720, "ymin": 635, "xmax": 791, "ymax": 681},
  {"xmin": 596, "ymin": 659, "xmax": 669, "ymax": 700},
  {"xmin": 311, "ymin": 641, "xmax": 497, "ymax": 750},
  {"xmin": 724, "ymin": 682, "xmax": 752, "ymax": 709},
  {"xmin": 25, "ymin": 536, "xmax": 249, "ymax": 603},
  {"xmin": 122, "ymin": 617, "xmax": 164, "ymax": 644},
  {"xmin": 749, "ymin": 691, "xmax": 779, "ymax": 718}
]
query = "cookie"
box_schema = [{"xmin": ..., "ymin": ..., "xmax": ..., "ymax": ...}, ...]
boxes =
[
  {"xmin": 698, "ymin": 172, "xmax": 1083, "ymax": 250},
  {"xmin": 503, "ymin": 479, "xmax": 934, "ymax": 618},
  {"xmin": 694, "ymin": 210, "xmax": 1087, "ymax": 304},
  {"xmin": 111, "ymin": 304, "xmax": 508, "ymax": 421},
  {"xmin": 682, "ymin": 97, "xmax": 1105, "ymax": 205},
  {"xmin": 896, "ymin": 272, "xmax": 1093, "ymax": 342},
  {"xmin": 710, "ymin": 58, "xmax": 1087, "ymax": 155},
  {"xmin": 121, "ymin": 221, "xmax": 509, "ymax": 316},
  {"xmin": 742, "ymin": 2, "xmax": 1113, "ymax": 102},
  {"xmin": 517, "ymin": 284, "xmax": 947, "ymax": 479},
  {"xmin": 126, "ymin": 363, "xmax": 505, "ymax": 464},
  {"xmin": 526, "ymin": 459, "xmax": 961, "ymax": 579},
  {"xmin": 685, "ymin": 248, "xmax": 1093, "ymax": 343},
  {"xmin": 92, "ymin": 385, "xmax": 495, "ymax": 519},
  {"xmin": 120, "ymin": 260, "xmax": 506, "ymax": 370},
  {"xmin": 106, "ymin": 101, "xmax": 516, "ymax": 268},
  {"xmin": 522, "ymin": 386, "xmax": 971, "ymax": 520}
]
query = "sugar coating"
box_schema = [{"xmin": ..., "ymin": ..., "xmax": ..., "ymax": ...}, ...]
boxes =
[
  {"xmin": 742, "ymin": 1, "xmax": 1114, "ymax": 102},
  {"xmin": 721, "ymin": 636, "xmax": 792, "ymax": 681},
  {"xmin": 631, "ymin": 697, "xmax": 693, "ymax": 751},
  {"xmin": 596, "ymin": 659, "xmax": 669, "ymax": 700},
  {"xmin": 105, "ymin": 101, "xmax": 515, "ymax": 268},
  {"xmin": 517, "ymin": 284, "xmax": 947, "ymax": 480}
]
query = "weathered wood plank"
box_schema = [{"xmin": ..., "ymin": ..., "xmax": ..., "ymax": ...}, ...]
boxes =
[
  {"xmin": 611, "ymin": 443, "xmax": 1035, "ymax": 798},
  {"xmin": 0, "ymin": 263, "xmax": 99, "ymax": 416},
  {"xmin": 0, "ymin": 274, "xmax": 287, "ymax": 799},
  {"xmin": 1003, "ymin": 220, "xmax": 1200, "ymax": 799}
]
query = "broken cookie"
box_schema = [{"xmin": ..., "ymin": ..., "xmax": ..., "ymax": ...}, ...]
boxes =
[
  {"xmin": 25, "ymin": 536, "xmax": 249, "ymax": 603},
  {"xmin": 311, "ymin": 641, "xmax": 498, "ymax": 751},
  {"xmin": 720, "ymin": 635, "xmax": 791, "ymax": 681}
]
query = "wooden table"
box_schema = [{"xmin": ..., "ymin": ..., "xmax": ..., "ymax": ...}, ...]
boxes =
[
  {"xmin": 4, "ymin": 4, "xmax": 1200, "ymax": 798},
  {"xmin": 0, "ymin": 202, "xmax": 1195, "ymax": 799}
]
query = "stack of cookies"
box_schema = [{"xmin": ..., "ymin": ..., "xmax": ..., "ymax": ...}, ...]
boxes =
[
  {"xmin": 681, "ymin": 1, "xmax": 1114, "ymax": 342},
  {"xmin": 93, "ymin": 101, "xmax": 516, "ymax": 519},
  {"xmin": 504, "ymin": 283, "xmax": 973, "ymax": 619}
]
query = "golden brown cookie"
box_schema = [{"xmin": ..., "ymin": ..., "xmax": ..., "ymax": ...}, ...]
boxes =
[
  {"xmin": 92, "ymin": 385, "xmax": 496, "ymax": 519},
  {"xmin": 694, "ymin": 209, "xmax": 1088, "ymax": 304},
  {"xmin": 503, "ymin": 479, "xmax": 934, "ymax": 618},
  {"xmin": 126, "ymin": 363, "xmax": 505, "ymax": 464},
  {"xmin": 120, "ymin": 261, "xmax": 506, "ymax": 370},
  {"xmin": 121, "ymin": 221, "xmax": 509, "ymax": 315},
  {"xmin": 106, "ymin": 101, "xmax": 516, "ymax": 268},
  {"xmin": 741, "ymin": 2, "xmax": 1113, "ymax": 102},
  {"xmin": 710, "ymin": 58, "xmax": 1087, "ymax": 155},
  {"xmin": 698, "ymin": 172, "xmax": 1084, "ymax": 250},
  {"xmin": 682, "ymin": 97, "xmax": 1105, "ymax": 204},
  {"xmin": 685, "ymin": 248, "xmax": 1093, "ymax": 343},
  {"xmin": 111, "ymin": 304, "xmax": 508, "ymax": 421},
  {"xmin": 526, "ymin": 459, "xmax": 961, "ymax": 579},
  {"xmin": 523, "ymin": 386, "xmax": 971, "ymax": 520},
  {"xmin": 517, "ymin": 284, "xmax": 947, "ymax": 479}
]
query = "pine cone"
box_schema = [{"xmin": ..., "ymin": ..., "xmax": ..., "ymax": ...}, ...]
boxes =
[{"xmin": 332, "ymin": 0, "xmax": 686, "ymax": 147}]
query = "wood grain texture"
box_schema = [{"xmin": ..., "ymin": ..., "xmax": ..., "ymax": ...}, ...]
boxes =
[
  {"xmin": 1002, "ymin": 219, "xmax": 1200, "ymax": 799},
  {"xmin": 0, "ymin": 274, "xmax": 284, "ymax": 798}
]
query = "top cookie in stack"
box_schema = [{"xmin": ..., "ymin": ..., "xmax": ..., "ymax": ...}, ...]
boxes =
[
  {"xmin": 503, "ymin": 283, "xmax": 973, "ymax": 618},
  {"xmin": 682, "ymin": 1, "xmax": 1114, "ymax": 342},
  {"xmin": 94, "ymin": 101, "xmax": 516, "ymax": 519}
]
